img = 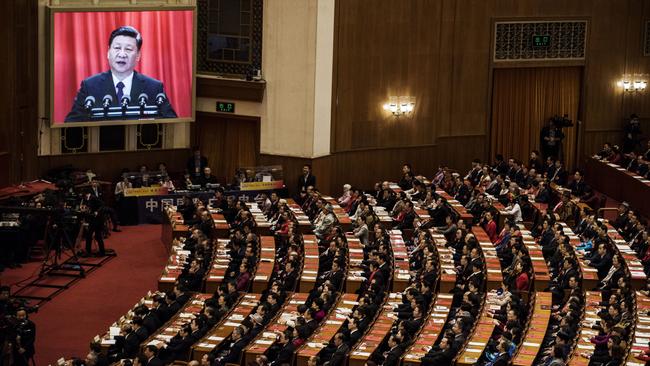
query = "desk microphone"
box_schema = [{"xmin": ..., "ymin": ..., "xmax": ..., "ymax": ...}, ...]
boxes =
[
  {"xmin": 102, "ymin": 95, "xmax": 113, "ymax": 109},
  {"xmin": 155, "ymin": 93, "xmax": 167, "ymax": 106},
  {"xmin": 120, "ymin": 94, "xmax": 131, "ymax": 109},
  {"xmin": 138, "ymin": 93, "xmax": 149, "ymax": 107},
  {"xmin": 83, "ymin": 96, "xmax": 95, "ymax": 111}
]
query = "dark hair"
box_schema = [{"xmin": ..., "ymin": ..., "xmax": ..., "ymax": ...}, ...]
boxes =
[
  {"xmin": 109, "ymin": 26, "xmax": 143, "ymax": 50},
  {"xmin": 132, "ymin": 316, "xmax": 144, "ymax": 326},
  {"xmin": 144, "ymin": 345, "xmax": 158, "ymax": 355}
]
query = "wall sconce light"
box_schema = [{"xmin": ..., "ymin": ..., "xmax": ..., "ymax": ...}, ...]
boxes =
[
  {"xmin": 383, "ymin": 96, "xmax": 415, "ymax": 116},
  {"xmin": 619, "ymin": 75, "xmax": 647, "ymax": 92}
]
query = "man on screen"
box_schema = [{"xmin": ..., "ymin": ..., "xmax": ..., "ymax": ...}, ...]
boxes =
[{"xmin": 65, "ymin": 26, "xmax": 177, "ymax": 122}]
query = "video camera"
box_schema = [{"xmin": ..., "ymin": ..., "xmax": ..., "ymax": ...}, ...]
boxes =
[{"xmin": 551, "ymin": 114, "xmax": 574, "ymax": 128}]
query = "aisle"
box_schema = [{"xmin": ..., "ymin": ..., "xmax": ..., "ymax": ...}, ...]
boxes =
[{"xmin": 2, "ymin": 225, "xmax": 167, "ymax": 365}]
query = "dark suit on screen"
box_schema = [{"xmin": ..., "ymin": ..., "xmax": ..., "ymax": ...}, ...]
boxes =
[{"xmin": 65, "ymin": 71, "xmax": 177, "ymax": 122}]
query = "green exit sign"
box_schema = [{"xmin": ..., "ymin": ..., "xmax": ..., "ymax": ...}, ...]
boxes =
[
  {"xmin": 216, "ymin": 101, "xmax": 235, "ymax": 113},
  {"xmin": 532, "ymin": 34, "xmax": 551, "ymax": 49}
]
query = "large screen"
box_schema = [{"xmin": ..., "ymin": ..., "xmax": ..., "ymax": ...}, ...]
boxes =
[{"xmin": 50, "ymin": 8, "xmax": 195, "ymax": 127}]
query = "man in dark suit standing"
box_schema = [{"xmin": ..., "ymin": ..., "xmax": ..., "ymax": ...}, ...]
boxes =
[
  {"xmin": 298, "ymin": 164, "xmax": 317, "ymax": 192},
  {"xmin": 187, "ymin": 148, "xmax": 209, "ymax": 181},
  {"xmin": 82, "ymin": 190, "xmax": 106, "ymax": 257},
  {"xmin": 65, "ymin": 26, "xmax": 177, "ymax": 122}
]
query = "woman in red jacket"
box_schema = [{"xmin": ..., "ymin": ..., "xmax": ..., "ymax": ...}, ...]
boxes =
[{"xmin": 513, "ymin": 261, "xmax": 530, "ymax": 292}]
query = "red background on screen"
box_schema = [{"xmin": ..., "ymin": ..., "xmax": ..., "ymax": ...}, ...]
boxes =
[{"xmin": 53, "ymin": 10, "xmax": 194, "ymax": 124}]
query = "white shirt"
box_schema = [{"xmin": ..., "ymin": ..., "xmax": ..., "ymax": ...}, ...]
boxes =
[
  {"xmin": 111, "ymin": 72, "xmax": 134, "ymax": 101},
  {"xmin": 504, "ymin": 203, "xmax": 523, "ymax": 223}
]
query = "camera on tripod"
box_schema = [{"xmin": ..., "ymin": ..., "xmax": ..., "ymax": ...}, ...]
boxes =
[{"xmin": 551, "ymin": 114, "xmax": 574, "ymax": 129}]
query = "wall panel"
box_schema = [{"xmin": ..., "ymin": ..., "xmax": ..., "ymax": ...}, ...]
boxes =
[
  {"xmin": 331, "ymin": 0, "xmax": 650, "ymax": 181},
  {"xmin": 38, "ymin": 149, "xmax": 191, "ymax": 181}
]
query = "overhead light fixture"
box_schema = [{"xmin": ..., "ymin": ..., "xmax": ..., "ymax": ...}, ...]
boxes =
[{"xmin": 383, "ymin": 96, "xmax": 415, "ymax": 116}]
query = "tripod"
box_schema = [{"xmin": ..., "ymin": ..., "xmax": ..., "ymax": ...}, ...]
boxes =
[{"xmin": 39, "ymin": 216, "xmax": 85, "ymax": 277}]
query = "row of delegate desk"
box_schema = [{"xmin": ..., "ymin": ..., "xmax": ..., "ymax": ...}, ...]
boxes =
[
  {"xmin": 433, "ymin": 187, "xmax": 557, "ymax": 366},
  {"xmin": 105, "ymin": 180, "xmax": 625, "ymax": 366},
  {"xmin": 585, "ymin": 157, "xmax": 650, "ymax": 219}
]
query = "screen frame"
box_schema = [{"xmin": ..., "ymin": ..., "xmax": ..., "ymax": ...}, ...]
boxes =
[{"xmin": 47, "ymin": 5, "xmax": 197, "ymax": 128}]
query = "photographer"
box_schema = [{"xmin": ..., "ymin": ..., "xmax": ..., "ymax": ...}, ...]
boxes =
[
  {"xmin": 540, "ymin": 118, "xmax": 565, "ymax": 160},
  {"xmin": 80, "ymin": 190, "xmax": 106, "ymax": 257},
  {"xmin": 623, "ymin": 113, "xmax": 642, "ymax": 153},
  {"xmin": 2, "ymin": 308, "xmax": 36, "ymax": 366}
]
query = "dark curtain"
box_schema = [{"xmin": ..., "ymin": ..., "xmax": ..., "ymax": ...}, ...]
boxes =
[{"xmin": 490, "ymin": 67, "xmax": 582, "ymax": 169}]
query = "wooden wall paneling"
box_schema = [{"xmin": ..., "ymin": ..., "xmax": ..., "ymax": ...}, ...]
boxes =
[
  {"xmin": 332, "ymin": 0, "xmax": 442, "ymax": 152},
  {"xmin": 258, "ymin": 154, "xmax": 312, "ymax": 197},
  {"xmin": 0, "ymin": 153, "xmax": 11, "ymax": 188},
  {"xmin": 581, "ymin": 130, "xmax": 625, "ymax": 164},
  {"xmin": 582, "ymin": 0, "xmax": 629, "ymax": 132},
  {"xmin": 310, "ymin": 135, "xmax": 485, "ymax": 196},
  {"xmin": 37, "ymin": 149, "xmax": 191, "ymax": 182},
  {"xmin": 447, "ymin": 0, "xmax": 491, "ymax": 137},
  {"xmin": 0, "ymin": 0, "xmax": 17, "ymax": 185},
  {"xmin": 621, "ymin": 0, "xmax": 650, "ymax": 121},
  {"xmin": 1, "ymin": 0, "xmax": 39, "ymax": 186},
  {"xmin": 196, "ymin": 77, "xmax": 266, "ymax": 102}
]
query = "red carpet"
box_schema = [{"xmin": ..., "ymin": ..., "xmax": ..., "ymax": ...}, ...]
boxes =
[{"xmin": 1, "ymin": 225, "xmax": 167, "ymax": 365}]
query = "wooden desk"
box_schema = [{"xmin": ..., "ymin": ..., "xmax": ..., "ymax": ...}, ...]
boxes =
[
  {"xmin": 142, "ymin": 294, "xmax": 212, "ymax": 354},
  {"xmin": 161, "ymin": 209, "xmax": 189, "ymax": 253},
  {"xmin": 401, "ymin": 293, "xmax": 454, "ymax": 366},
  {"xmin": 567, "ymin": 291, "xmax": 602, "ymax": 366},
  {"xmin": 299, "ymin": 235, "xmax": 319, "ymax": 293},
  {"xmin": 345, "ymin": 234, "xmax": 365, "ymax": 294},
  {"xmin": 158, "ymin": 241, "xmax": 190, "ymax": 293},
  {"xmin": 204, "ymin": 239, "xmax": 233, "ymax": 293},
  {"xmin": 191, "ymin": 293, "xmax": 261, "ymax": 361},
  {"xmin": 455, "ymin": 290, "xmax": 498, "ymax": 365},
  {"xmin": 429, "ymin": 231, "xmax": 457, "ymax": 293},
  {"xmin": 211, "ymin": 212, "xmax": 230, "ymax": 238},
  {"xmin": 389, "ymin": 230, "xmax": 410, "ymax": 292},
  {"xmin": 285, "ymin": 200, "xmax": 313, "ymax": 234},
  {"xmin": 471, "ymin": 227, "xmax": 504, "ymax": 290},
  {"xmin": 603, "ymin": 221, "xmax": 647, "ymax": 290},
  {"xmin": 348, "ymin": 293, "xmax": 402, "ymax": 366},
  {"xmin": 520, "ymin": 229, "xmax": 551, "ymax": 291},
  {"xmin": 96, "ymin": 292, "xmax": 157, "ymax": 354},
  {"xmin": 626, "ymin": 291, "xmax": 650, "ymax": 364},
  {"xmin": 511, "ymin": 292, "xmax": 552, "ymax": 366},
  {"xmin": 322, "ymin": 196, "xmax": 353, "ymax": 232},
  {"xmin": 246, "ymin": 203, "xmax": 273, "ymax": 235},
  {"xmin": 294, "ymin": 293, "xmax": 359, "ymax": 366},
  {"xmin": 584, "ymin": 157, "xmax": 650, "ymax": 218},
  {"xmin": 243, "ymin": 293, "xmax": 310, "ymax": 365},
  {"xmin": 560, "ymin": 223, "xmax": 599, "ymax": 290},
  {"xmin": 435, "ymin": 190, "xmax": 474, "ymax": 223},
  {"xmin": 491, "ymin": 200, "xmax": 513, "ymax": 232},
  {"xmin": 252, "ymin": 236, "xmax": 276, "ymax": 293}
]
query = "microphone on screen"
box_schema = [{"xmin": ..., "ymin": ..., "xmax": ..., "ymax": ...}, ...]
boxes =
[
  {"xmin": 138, "ymin": 93, "xmax": 149, "ymax": 116},
  {"xmin": 138, "ymin": 93, "xmax": 149, "ymax": 107},
  {"xmin": 83, "ymin": 96, "xmax": 95, "ymax": 112},
  {"xmin": 155, "ymin": 93, "xmax": 167, "ymax": 106},
  {"xmin": 120, "ymin": 94, "xmax": 131, "ymax": 109},
  {"xmin": 102, "ymin": 95, "xmax": 113, "ymax": 109}
]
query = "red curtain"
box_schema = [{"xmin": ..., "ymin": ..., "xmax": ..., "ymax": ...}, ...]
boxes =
[{"xmin": 53, "ymin": 10, "xmax": 194, "ymax": 124}]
